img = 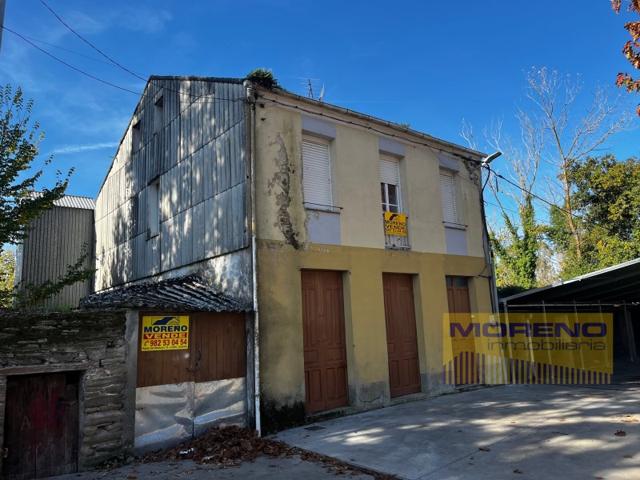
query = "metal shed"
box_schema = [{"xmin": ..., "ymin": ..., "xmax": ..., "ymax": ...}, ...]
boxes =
[{"xmin": 501, "ymin": 258, "xmax": 640, "ymax": 381}]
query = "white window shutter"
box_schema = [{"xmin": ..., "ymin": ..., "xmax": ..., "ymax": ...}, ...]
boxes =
[
  {"xmin": 302, "ymin": 140, "xmax": 332, "ymax": 207},
  {"xmin": 440, "ymin": 171, "xmax": 458, "ymax": 224},
  {"xmin": 379, "ymin": 157, "xmax": 400, "ymax": 185}
]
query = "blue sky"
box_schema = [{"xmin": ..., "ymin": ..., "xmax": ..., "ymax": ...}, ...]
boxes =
[{"xmin": 1, "ymin": 0, "xmax": 638, "ymax": 204}]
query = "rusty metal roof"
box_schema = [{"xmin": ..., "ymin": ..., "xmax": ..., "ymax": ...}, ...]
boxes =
[{"xmin": 80, "ymin": 274, "xmax": 251, "ymax": 312}]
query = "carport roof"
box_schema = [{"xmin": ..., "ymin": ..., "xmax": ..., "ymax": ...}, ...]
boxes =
[
  {"xmin": 502, "ymin": 257, "xmax": 640, "ymax": 305},
  {"xmin": 80, "ymin": 274, "xmax": 252, "ymax": 312}
]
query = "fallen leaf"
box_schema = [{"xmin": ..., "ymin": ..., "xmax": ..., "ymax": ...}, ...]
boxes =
[{"xmin": 615, "ymin": 430, "xmax": 627, "ymax": 437}]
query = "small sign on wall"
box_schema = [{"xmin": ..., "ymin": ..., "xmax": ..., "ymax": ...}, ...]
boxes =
[
  {"xmin": 384, "ymin": 211, "xmax": 408, "ymax": 237},
  {"xmin": 141, "ymin": 315, "xmax": 190, "ymax": 351}
]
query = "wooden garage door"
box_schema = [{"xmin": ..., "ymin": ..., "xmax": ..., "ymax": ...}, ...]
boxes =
[
  {"xmin": 302, "ymin": 270, "xmax": 349, "ymax": 413},
  {"xmin": 137, "ymin": 312, "xmax": 246, "ymax": 388},
  {"xmin": 383, "ymin": 273, "xmax": 421, "ymax": 398},
  {"xmin": 2, "ymin": 372, "xmax": 79, "ymax": 479}
]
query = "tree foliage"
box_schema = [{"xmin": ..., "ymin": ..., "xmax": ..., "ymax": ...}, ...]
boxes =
[
  {"xmin": 463, "ymin": 67, "xmax": 628, "ymax": 291},
  {"xmin": 612, "ymin": 0, "xmax": 640, "ymax": 114},
  {"xmin": 0, "ymin": 250, "xmax": 15, "ymax": 308},
  {"xmin": 549, "ymin": 155, "xmax": 640, "ymax": 277},
  {"xmin": 0, "ymin": 85, "xmax": 93, "ymax": 309},
  {"xmin": 489, "ymin": 195, "xmax": 540, "ymax": 290}
]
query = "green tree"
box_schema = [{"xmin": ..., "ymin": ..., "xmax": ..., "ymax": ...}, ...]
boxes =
[
  {"xmin": 0, "ymin": 85, "xmax": 93, "ymax": 308},
  {"xmin": 548, "ymin": 155, "xmax": 640, "ymax": 276},
  {"xmin": 0, "ymin": 250, "xmax": 15, "ymax": 308},
  {"xmin": 490, "ymin": 196, "xmax": 540, "ymax": 291}
]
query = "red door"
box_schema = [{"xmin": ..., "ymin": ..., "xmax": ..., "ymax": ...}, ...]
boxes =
[
  {"xmin": 383, "ymin": 273, "xmax": 421, "ymax": 397},
  {"xmin": 302, "ymin": 270, "xmax": 349, "ymax": 413},
  {"xmin": 3, "ymin": 373, "xmax": 79, "ymax": 479}
]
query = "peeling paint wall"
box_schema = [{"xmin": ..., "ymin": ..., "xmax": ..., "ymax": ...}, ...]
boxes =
[{"xmin": 253, "ymin": 96, "xmax": 492, "ymax": 418}]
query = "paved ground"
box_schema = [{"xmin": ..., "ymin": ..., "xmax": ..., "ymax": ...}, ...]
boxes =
[
  {"xmin": 52, "ymin": 455, "xmax": 374, "ymax": 479},
  {"xmin": 276, "ymin": 384, "xmax": 640, "ymax": 480}
]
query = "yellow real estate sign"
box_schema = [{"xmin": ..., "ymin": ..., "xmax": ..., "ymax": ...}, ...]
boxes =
[
  {"xmin": 141, "ymin": 315, "xmax": 190, "ymax": 351},
  {"xmin": 383, "ymin": 212, "xmax": 408, "ymax": 237}
]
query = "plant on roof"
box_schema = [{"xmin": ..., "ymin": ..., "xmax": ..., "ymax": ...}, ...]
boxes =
[{"xmin": 246, "ymin": 68, "xmax": 280, "ymax": 89}]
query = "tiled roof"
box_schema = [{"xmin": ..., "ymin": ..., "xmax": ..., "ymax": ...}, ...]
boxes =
[{"xmin": 80, "ymin": 275, "xmax": 251, "ymax": 312}]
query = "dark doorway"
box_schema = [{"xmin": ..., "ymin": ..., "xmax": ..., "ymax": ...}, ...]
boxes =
[
  {"xmin": 301, "ymin": 270, "xmax": 349, "ymax": 413},
  {"xmin": 3, "ymin": 372, "xmax": 79, "ymax": 479},
  {"xmin": 383, "ymin": 273, "xmax": 421, "ymax": 397}
]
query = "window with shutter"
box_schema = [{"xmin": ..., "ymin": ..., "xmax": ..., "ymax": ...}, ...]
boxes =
[
  {"xmin": 380, "ymin": 156, "xmax": 401, "ymax": 212},
  {"xmin": 440, "ymin": 171, "xmax": 459, "ymax": 224},
  {"xmin": 302, "ymin": 138, "xmax": 333, "ymax": 209}
]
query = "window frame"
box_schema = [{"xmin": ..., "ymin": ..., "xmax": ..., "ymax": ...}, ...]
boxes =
[
  {"xmin": 147, "ymin": 179, "xmax": 160, "ymax": 239},
  {"xmin": 440, "ymin": 169, "xmax": 463, "ymax": 227},
  {"xmin": 301, "ymin": 135, "xmax": 336, "ymax": 212},
  {"xmin": 380, "ymin": 155, "xmax": 403, "ymax": 213}
]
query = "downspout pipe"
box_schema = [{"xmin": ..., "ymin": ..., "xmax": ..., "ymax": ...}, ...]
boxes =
[
  {"xmin": 480, "ymin": 151, "xmax": 501, "ymax": 313},
  {"xmin": 244, "ymin": 80, "xmax": 261, "ymax": 436}
]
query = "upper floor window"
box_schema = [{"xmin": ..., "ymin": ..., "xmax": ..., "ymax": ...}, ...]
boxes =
[
  {"xmin": 153, "ymin": 95, "xmax": 164, "ymax": 134},
  {"xmin": 440, "ymin": 170, "xmax": 460, "ymax": 225},
  {"xmin": 380, "ymin": 156, "xmax": 401, "ymax": 213},
  {"xmin": 132, "ymin": 120, "xmax": 142, "ymax": 152},
  {"xmin": 147, "ymin": 180, "xmax": 160, "ymax": 238},
  {"xmin": 302, "ymin": 137, "xmax": 333, "ymax": 210}
]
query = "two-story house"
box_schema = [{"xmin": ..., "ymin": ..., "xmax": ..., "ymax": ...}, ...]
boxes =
[{"xmin": 84, "ymin": 75, "xmax": 495, "ymax": 448}]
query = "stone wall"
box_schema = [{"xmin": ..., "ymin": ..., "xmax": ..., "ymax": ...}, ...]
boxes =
[{"xmin": 0, "ymin": 310, "xmax": 131, "ymax": 472}]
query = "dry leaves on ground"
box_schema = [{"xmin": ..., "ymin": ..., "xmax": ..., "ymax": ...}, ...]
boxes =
[{"xmin": 141, "ymin": 425, "xmax": 396, "ymax": 479}]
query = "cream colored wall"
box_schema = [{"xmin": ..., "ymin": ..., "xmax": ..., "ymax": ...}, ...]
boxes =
[
  {"xmin": 254, "ymin": 101, "xmax": 485, "ymax": 257},
  {"xmin": 253, "ymin": 98, "xmax": 492, "ymax": 410},
  {"xmin": 257, "ymin": 240, "xmax": 492, "ymax": 407}
]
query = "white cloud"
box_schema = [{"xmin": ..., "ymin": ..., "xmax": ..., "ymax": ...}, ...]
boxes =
[{"xmin": 50, "ymin": 142, "xmax": 118, "ymax": 155}]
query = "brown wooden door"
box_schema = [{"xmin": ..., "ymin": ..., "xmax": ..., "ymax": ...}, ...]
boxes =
[
  {"xmin": 446, "ymin": 276, "xmax": 471, "ymax": 313},
  {"xmin": 3, "ymin": 373, "xmax": 79, "ymax": 479},
  {"xmin": 302, "ymin": 270, "xmax": 349, "ymax": 413},
  {"xmin": 383, "ymin": 273, "xmax": 421, "ymax": 398},
  {"xmin": 446, "ymin": 276, "xmax": 474, "ymax": 385}
]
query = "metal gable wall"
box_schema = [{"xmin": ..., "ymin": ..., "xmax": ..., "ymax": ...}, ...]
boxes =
[{"xmin": 94, "ymin": 79, "xmax": 250, "ymax": 292}]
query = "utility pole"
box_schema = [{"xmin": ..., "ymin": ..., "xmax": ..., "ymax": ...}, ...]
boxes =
[{"xmin": 0, "ymin": 0, "xmax": 6, "ymax": 53}]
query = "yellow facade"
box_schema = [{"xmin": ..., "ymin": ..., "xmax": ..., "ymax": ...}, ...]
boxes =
[{"xmin": 253, "ymin": 91, "xmax": 493, "ymax": 413}]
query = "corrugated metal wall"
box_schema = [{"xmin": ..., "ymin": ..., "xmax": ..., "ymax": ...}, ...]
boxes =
[
  {"xmin": 94, "ymin": 78, "xmax": 249, "ymax": 291},
  {"xmin": 18, "ymin": 206, "xmax": 94, "ymax": 309}
]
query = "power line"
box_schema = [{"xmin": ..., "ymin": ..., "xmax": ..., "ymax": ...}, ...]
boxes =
[
  {"xmin": 37, "ymin": 0, "xmax": 234, "ymax": 102},
  {"xmin": 39, "ymin": 0, "xmax": 145, "ymax": 82},
  {"xmin": 2, "ymin": 26, "xmax": 141, "ymax": 95},
  {"xmin": 4, "ymin": 26, "xmax": 245, "ymax": 105},
  {"xmin": 20, "ymin": 32, "xmax": 133, "ymax": 68},
  {"xmin": 485, "ymin": 165, "xmax": 583, "ymax": 221}
]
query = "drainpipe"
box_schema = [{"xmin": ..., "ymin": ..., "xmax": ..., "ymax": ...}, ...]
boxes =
[
  {"xmin": 480, "ymin": 152, "xmax": 501, "ymax": 313},
  {"xmin": 245, "ymin": 80, "xmax": 261, "ymax": 436}
]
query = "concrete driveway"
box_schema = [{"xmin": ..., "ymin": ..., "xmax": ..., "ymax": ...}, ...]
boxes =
[{"xmin": 276, "ymin": 384, "xmax": 640, "ymax": 479}]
